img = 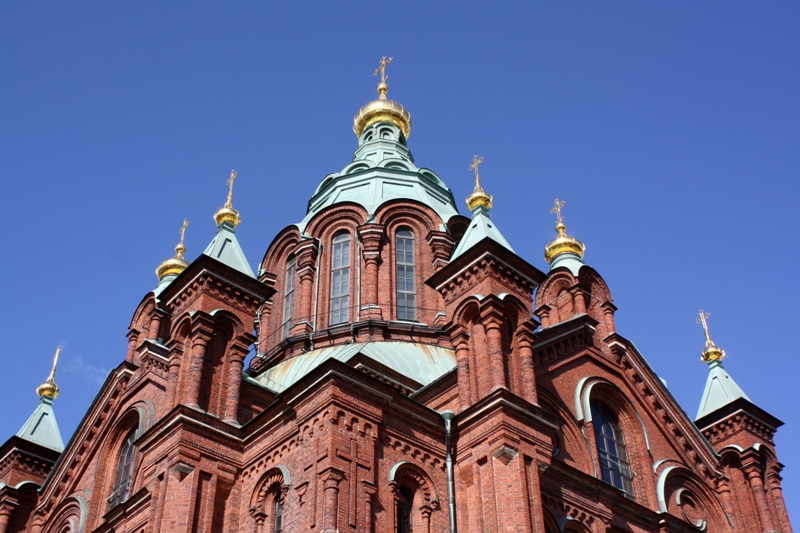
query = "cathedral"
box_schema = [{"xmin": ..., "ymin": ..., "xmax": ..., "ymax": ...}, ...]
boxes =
[{"xmin": 0, "ymin": 60, "xmax": 792, "ymax": 533}]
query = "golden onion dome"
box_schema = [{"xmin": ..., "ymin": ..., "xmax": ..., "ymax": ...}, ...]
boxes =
[
  {"xmin": 37, "ymin": 347, "xmax": 61, "ymax": 400},
  {"xmin": 156, "ymin": 219, "xmax": 190, "ymax": 280},
  {"xmin": 544, "ymin": 199, "xmax": 585, "ymax": 264},
  {"xmin": 353, "ymin": 57, "xmax": 412, "ymax": 139},
  {"xmin": 214, "ymin": 170, "xmax": 241, "ymax": 228},
  {"xmin": 466, "ymin": 155, "xmax": 492, "ymax": 211},
  {"xmin": 698, "ymin": 311, "xmax": 725, "ymax": 363}
]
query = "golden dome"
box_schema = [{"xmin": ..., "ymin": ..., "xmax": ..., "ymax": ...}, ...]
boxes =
[
  {"xmin": 698, "ymin": 310, "xmax": 725, "ymax": 363},
  {"xmin": 156, "ymin": 219, "xmax": 190, "ymax": 280},
  {"xmin": 214, "ymin": 170, "xmax": 241, "ymax": 228},
  {"xmin": 544, "ymin": 199, "xmax": 585, "ymax": 264},
  {"xmin": 37, "ymin": 347, "xmax": 61, "ymax": 400},
  {"xmin": 466, "ymin": 155, "xmax": 492, "ymax": 211},
  {"xmin": 353, "ymin": 57, "xmax": 412, "ymax": 139}
]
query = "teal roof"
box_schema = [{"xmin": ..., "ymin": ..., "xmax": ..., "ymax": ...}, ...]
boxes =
[
  {"xmin": 16, "ymin": 397, "xmax": 64, "ymax": 452},
  {"xmin": 298, "ymin": 122, "xmax": 459, "ymax": 233},
  {"xmin": 549, "ymin": 251, "xmax": 585, "ymax": 276},
  {"xmin": 255, "ymin": 341, "xmax": 457, "ymax": 393},
  {"xmin": 450, "ymin": 205, "xmax": 514, "ymax": 260},
  {"xmin": 203, "ymin": 220, "xmax": 255, "ymax": 277},
  {"xmin": 696, "ymin": 360, "xmax": 751, "ymax": 420}
]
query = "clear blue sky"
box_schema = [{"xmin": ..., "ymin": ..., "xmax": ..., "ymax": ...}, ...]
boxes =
[{"xmin": 2, "ymin": 2, "xmax": 798, "ymax": 521}]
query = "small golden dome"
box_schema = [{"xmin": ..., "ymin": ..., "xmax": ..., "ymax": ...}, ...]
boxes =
[
  {"xmin": 214, "ymin": 170, "xmax": 241, "ymax": 228},
  {"xmin": 156, "ymin": 219, "xmax": 190, "ymax": 280},
  {"xmin": 353, "ymin": 57, "xmax": 412, "ymax": 139},
  {"xmin": 214, "ymin": 206, "xmax": 241, "ymax": 228},
  {"xmin": 544, "ymin": 199, "xmax": 585, "ymax": 264},
  {"xmin": 698, "ymin": 311, "xmax": 725, "ymax": 363},
  {"xmin": 37, "ymin": 347, "xmax": 61, "ymax": 400},
  {"xmin": 466, "ymin": 155, "xmax": 492, "ymax": 211}
]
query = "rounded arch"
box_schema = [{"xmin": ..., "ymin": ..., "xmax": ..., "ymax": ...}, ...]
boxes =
[
  {"xmin": 93, "ymin": 406, "xmax": 146, "ymax": 517},
  {"xmin": 658, "ymin": 465, "xmax": 729, "ymax": 531},
  {"xmin": 249, "ymin": 466, "xmax": 291, "ymax": 533},
  {"xmin": 574, "ymin": 377, "xmax": 651, "ymax": 452},
  {"xmin": 209, "ymin": 309, "xmax": 247, "ymax": 341},
  {"xmin": 44, "ymin": 494, "xmax": 88, "ymax": 533},
  {"xmin": 260, "ymin": 224, "xmax": 302, "ymax": 278},
  {"xmin": 538, "ymin": 387, "xmax": 595, "ymax": 476},
  {"xmin": 128, "ymin": 293, "xmax": 157, "ymax": 333},
  {"xmin": 250, "ymin": 465, "xmax": 291, "ymax": 512},
  {"xmin": 388, "ymin": 461, "xmax": 440, "ymax": 506},
  {"xmin": 303, "ymin": 202, "xmax": 367, "ymax": 238},
  {"xmin": 374, "ymin": 199, "xmax": 440, "ymax": 233},
  {"xmin": 451, "ymin": 296, "xmax": 483, "ymax": 327}
]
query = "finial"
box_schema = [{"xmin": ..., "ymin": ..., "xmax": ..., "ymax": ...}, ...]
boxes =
[
  {"xmin": 697, "ymin": 310, "xmax": 725, "ymax": 363},
  {"xmin": 156, "ymin": 219, "xmax": 191, "ymax": 280},
  {"xmin": 373, "ymin": 56, "xmax": 393, "ymax": 100},
  {"xmin": 466, "ymin": 155, "xmax": 492, "ymax": 211},
  {"xmin": 36, "ymin": 346, "xmax": 61, "ymax": 400},
  {"xmin": 214, "ymin": 170, "xmax": 241, "ymax": 227},
  {"xmin": 544, "ymin": 198, "xmax": 585, "ymax": 264}
]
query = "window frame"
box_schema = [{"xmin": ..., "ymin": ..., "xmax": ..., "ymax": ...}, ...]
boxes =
[
  {"xmin": 329, "ymin": 232, "xmax": 351, "ymax": 326},
  {"xmin": 108, "ymin": 428, "xmax": 137, "ymax": 508},
  {"xmin": 590, "ymin": 400, "xmax": 635, "ymax": 498},
  {"xmin": 282, "ymin": 256, "xmax": 296, "ymax": 339},
  {"xmin": 394, "ymin": 228, "xmax": 417, "ymax": 322}
]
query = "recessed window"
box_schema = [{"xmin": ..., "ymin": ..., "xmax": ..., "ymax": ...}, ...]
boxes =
[
  {"xmin": 330, "ymin": 232, "xmax": 351, "ymax": 325},
  {"xmin": 395, "ymin": 229, "xmax": 417, "ymax": 321},
  {"xmin": 396, "ymin": 486, "xmax": 413, "ymax": 533},
  {"xmin": 590, "ymin": 400, "xmax": 634, "ymax": 497},
  {"xmin": 282, "ymin": 257, "xmax": 296, "ymax": 339},
  {"xmin": 273, "ymin": 498, "xmax": 283, "ymax": 533},
  {"xmin": 108, "ymin": 428, "xmax": 137, "ymax": 508}
]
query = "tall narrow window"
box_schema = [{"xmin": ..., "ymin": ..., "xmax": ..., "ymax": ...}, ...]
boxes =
[
  {"xmin": 282, "ymin": 257, "xmax": 296, "ymax": 339},
  {"xmin": 273, "ymin": 498, "xmax": 283, "ymax": 533},
  {"xmin": 329, "ymin": 232, "xmax": 350, "ymax": 325},
  {"xmin": 396, "ymin": 487, "xmax": 413, "ymax": 533},
  {"xmin": 395, "ymin": 229, "xmax": 417, "ymax": 321},
  {"xmin": 590, "ymin": 400, "xmax": 634, "ymax": 497},
  {"xmin": 108, "ymin": 429, "xmax": 137, "ymax": 508}
]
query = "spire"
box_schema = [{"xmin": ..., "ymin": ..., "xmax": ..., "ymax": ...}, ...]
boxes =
[
  {"xmin": 353, "ymin": 56, "xmax": 412, "ymax": 139},
  {"xmin": 214, "ymin": 170, "xmax": 241, "ymax": 228},
  {"xmin": 204, "ymin": 170, "xmax": 255, "ymax": 277},
  {"xmin": 544, "ymin": 198, "xmax": 585, "ymax": 275},
  {"xmin": 451, "ymin": 156, "xmax": 513, "ymax": 260},
  {"xmin": 695, "ymin": 311, "xmax": 751, "ymax": 420},
  {"xmin": 155, "ymin": 218, "xmax": 190, "ymax": 282},
  {"xmin": 18, "ymin": 347, "xmax": 65, "ymax": 451}
]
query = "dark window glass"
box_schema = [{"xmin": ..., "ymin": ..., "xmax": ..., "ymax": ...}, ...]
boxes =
[
  {"xmin": 330, "ymin": 233, "xmax": 350, "ymax": 325},
  {"xmin": 396, "ymin": 487, "xmax": 413, "ymax": 533},
  {"xmin": 395, "ymin": 230, "xmax": 417, "ymax": 321},
  {"xmin": 108, "ymin": 429, "xmax": 137, "ymax": 508},
  {"xmin": 273, "ymin": 498, "xmax": 283, "ymax": 533},
  {"xmin": 591, "ymin": 400, "xmax": 634, "ymax": 497},
  {"xmin": 282, "ymin": 257, "xmax": 296, "ymax": 339}
]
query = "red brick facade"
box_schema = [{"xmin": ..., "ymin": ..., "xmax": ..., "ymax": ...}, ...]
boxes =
[{"xmin": 0, "ymin": 118, "xmax": 792, "ymax": 533}]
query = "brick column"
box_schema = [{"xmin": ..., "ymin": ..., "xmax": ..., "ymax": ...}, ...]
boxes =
[
  {"xmin": 516, "ymin": 323, "xmax": 537, "ymax": 404},
  {"xmin": 569, "ymin": 285, "xmax": 587, "ymax": 315},
  {"xmin": 165, "ymin": 341, "xmax": 183, "ymax": 407},
  {"xmin": 745, "ymin": 463, "xmax": 777, "ymax": 533},
  {"xmin": 480, "ymin": 299, "xmax": 507, "ymax": 392},
  {"xmin": 601, "ymin": 301, "xmax": 617, "ymax": 335},
  {"xmin": 147, "ymin": 308, "xmax": 168, "ymax": 341},
  {"xmin": 426, "ymin": 230, "xmax": 455, "ymax": 272},
  {"xmin": 766, "ymin": 471, "xmax": 793, "ymax": 533},
  {"xmin": 320, "ymin": 468, "xmax": 344, "ymax": 533},
  {"xmin": 535, "ymin": 305, "xmax": 551, "ymax": 329},
  {"xmin": 717, "ymin": 477, "xmax": 739, "ymax": 531},
  {"xmin": 420, "ymin": 505, "xmax": 433, "ymax": 533},
  {"xmin": 293, "ymin": 240, "xmax": 319, "ymax": 334},
  {"xmin": 183, "ymin": 324, "xmax": 213, "ymax": 408},
  {"xmin": 362, "ymin": 481, "xmax": 377, "ymax": 533},
  {"xmin": 0, "ymin": 502, "xmax": 15, "ymax": 533},
  {"xmin": 223, "ymin": 342, "xmax": 249, "ymax": 424},
  {"xmin": 251, "ymin": 511, "xmax": 267, "ymax": 533},
  {"xmin": 449, "ymin": 326, "xmax": 473, "ymax": 410},
  {"xmin": 357, "ymin": 224, "xmax": 385, "ymax": 320}
]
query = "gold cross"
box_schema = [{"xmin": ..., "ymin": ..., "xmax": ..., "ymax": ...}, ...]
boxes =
[
  {"xmin": 373, "ymin": 56, "xmax": 393, "ymax": 84},
  {"xmin": 225, "ymin": 170, "xmax": 238, "ymax": 208},
  {"xmin": 551, "ymin": 198, "xmax": 566, "ymax": 225},
  {"xmin": 48, "ymin": 346, "xmax": 61, "ymax": 381},
  {"xmin": 469, "ymin": 155, "xmax": 484, "ymax": 184},
  {"xmin": 696, "ymin": 310, "xmax": 713, "ymax": 347},
  {"xmin": 179, "ymin": 218, "xmax": 189, "ymax": 246}
]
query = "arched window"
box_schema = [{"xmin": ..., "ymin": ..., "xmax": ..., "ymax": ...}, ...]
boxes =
[
  {"xmin": 108, "ymin": 428, "xmax": 137, "ymax": 508},
  {"xmin": 330, "ymin": 232, "xmax": 351, "ymax": 325},
  {"xmin": 590, "ymin": 400, "xmax": 634, "ymax": 497},
  {"xmin": 395, "ymin": 229, "xmax": 417, "ymax": 321},
  {"xmin": 396, "ymin": 486, "xmax": 413, "ymax": 533},
  {"xmin": 282, "ymin": 257, "xmax": 296, "ymax": 339}
]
